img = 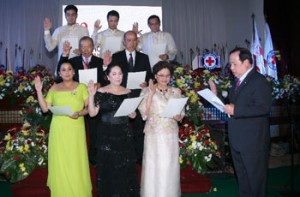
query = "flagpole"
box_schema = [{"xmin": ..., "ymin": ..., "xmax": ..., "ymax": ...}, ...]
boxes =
[
  {"xmin": 5, "ymin": 48, "xmax": 7, "ymax": 72},
  {"xmin": 251, "ymin": 13, "xmax": 255, "ymax": 41}
]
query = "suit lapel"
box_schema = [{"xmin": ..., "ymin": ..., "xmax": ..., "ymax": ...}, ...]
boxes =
[{"xmin": 231, "ymin": 69, "xmax": 256, "ymax": 101}]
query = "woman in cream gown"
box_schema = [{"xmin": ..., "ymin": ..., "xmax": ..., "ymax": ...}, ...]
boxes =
[{"xmin": 138, "ymin": 61, "xmax": 185, "ymax": 197}]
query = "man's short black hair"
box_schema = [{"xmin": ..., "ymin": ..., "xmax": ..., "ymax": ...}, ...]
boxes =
[
  {"xmin": 107, "ymin": 10, "xmax": 120, "ymax": 20},
  {"xmin": 64, "ymin": 5, "xmax": 78, "ymax": 14},
  {"xmin": 229, "ymin": 47, "xmax": 253, "ymax": 65},
  {"xmin": 147, "ymin": 15, "xmax": 160, "ymax": 24}
]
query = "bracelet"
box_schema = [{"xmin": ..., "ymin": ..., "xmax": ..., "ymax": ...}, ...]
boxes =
[{"xmin": 77, "ymin": 112, "xmax": 81, "ymax": 116}]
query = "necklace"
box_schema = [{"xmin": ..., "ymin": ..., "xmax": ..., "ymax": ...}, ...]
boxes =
[{"xmin": 157, "ymin": 87, "xmax": 168, "ymax": 95}]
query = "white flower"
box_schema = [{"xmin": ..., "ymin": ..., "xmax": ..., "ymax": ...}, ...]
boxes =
[
  {"xmin": 222, "ymin": 90, "xmax": 228, "ymax": 98},
  {"xmin": 204, "ymin": 153, "xmax": 212, "ymax": 161},
  {"xmin": 38, "ymin": 157, "xmax": 44, "ymax": 166}
]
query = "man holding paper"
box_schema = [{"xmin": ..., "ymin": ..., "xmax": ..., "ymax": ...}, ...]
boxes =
[
  {"xmin": 210, "ymin": 48, "xmax": 272, "ymax": 197},
  {"xmin": 58, "ymin": 36, "xmax": 109, "ymax": 87},
  {"xmin": 111, "ymin": 30, "xmax": 152, "ymax": 97},
  {"xmin": 91, "ymin": 10, "xmax": 125, "ymax": 61},
  {"xmin": 134, "ymin": 15, "xmax": 177, "ymax": 69},
  {"xmin": 111, "ymin": 31, "xmax": 153, "ymax": 164}
]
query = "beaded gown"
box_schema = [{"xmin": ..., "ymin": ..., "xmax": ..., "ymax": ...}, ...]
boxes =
[
  {"xmin": 46, "ymin": 84, "xmax": 92, "ymax": 197},
  {"xmin": 94, "ymin": 92, "xmax": 139, "ymax": 197},
  {"xmin": 138, "ymin": 86, "xmax": 184, "ymax": 197}
]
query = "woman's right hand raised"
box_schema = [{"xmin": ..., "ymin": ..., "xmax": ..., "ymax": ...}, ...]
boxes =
[
  {"xmin": 88, "ymin": 80, "xmax": 97, "ymax": 96},
  {"xmin": 148, "ymin": 79, "xmax": 156, "ymax": 96},
  {"xmin": 34, "ymin": 76, "xmax": 43, "ymax": 92}
]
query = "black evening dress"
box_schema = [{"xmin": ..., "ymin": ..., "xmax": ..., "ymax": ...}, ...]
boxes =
[{"xmin": 94, "ymin": 92, "xmax": 139, "ymax": 197}]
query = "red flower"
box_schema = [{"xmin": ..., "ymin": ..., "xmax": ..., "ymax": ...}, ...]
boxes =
[
  {"xmin": 28, "ymin": 108, "xmax": 33, "ymax": 113},
  {"xmin": 13, "ymin": 155, "xmax": 19, "ymax": 160},
  {"xmin": 186, "ymin": 161, "xmax": 191, "ymax": 166},
  {"xmin": 11, "ymin": 136, "xmax": 17, "ymax": 140},
  {"xmin": 5, "ymin": 172, "xmax": 10, "ymax": 177},
  {"xmin": 204, "ymin": 140, "xmax": 210, "ymax": 145},
  {"xmin": 197, "ymin": 133, "xmax": 203, "ymax": 140},
  {"xmin": 179, "ymin": 143, "xmax": 185, "ymax": 148}
]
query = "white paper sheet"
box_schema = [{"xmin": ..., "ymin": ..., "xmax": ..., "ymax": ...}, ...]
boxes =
[
  {"xmin": 197, "ymin": 89, "xmax": 225, "ymax": 112},
  {"xmin": 161, "ymin": 97, "xmax": 188, "ymax": 118},
  {"xmin": 49, "ymin": 106, "xmax": 73, "ymax": 116},
  {"xmin": 79, "ymin": 68, "xmax": 98, "ymax": 85},
  {"xmin": 102, "ymin": 37, "xmax": 122, "ymax": 54},
  {"xmin": 149, "ymin": 43, "xmax": 167, "ymax": 67},
  {"xmin": 114, "ymin": 96, "xmax": 144, "ymax": 117},
  {"xmin": 126, "ymin": 71, "xmax": 146, "ymax": 89},
  {"xmin": 192, "ymin": 55, "xmax": 199, "ymax": 70}
]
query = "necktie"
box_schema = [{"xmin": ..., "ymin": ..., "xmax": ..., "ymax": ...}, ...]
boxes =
[
  {"xmin": 83, "ymin": 57, "xmax": 89, "ymax": 69},
  {"xmin": 235, "ymin": 79, "xmax": 241, "ymax": 92},
  {"xmin": 128, "ymin": 53, "xmax": 134, "ymax": 72}
]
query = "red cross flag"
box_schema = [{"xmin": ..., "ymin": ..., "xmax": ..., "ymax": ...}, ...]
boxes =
[
  {"xmin": 251, "ymin": 20, "xmax": 266, "ymax": 75},
  {"xmin": 264, "ymin": 22, "xmax": 278, "ymax": 81},
  {"xmin": 203, "ymin": 53, "xmax": 218, "ymax": 70}
]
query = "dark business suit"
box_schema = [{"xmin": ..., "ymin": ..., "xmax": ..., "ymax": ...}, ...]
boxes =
[
  {"xmin": 111, "ymin": 50, "xmax": 153, "ymax": 164},
  {"xmin": 58, "ymin": 55, "xmax": 107, "ymax": 165},
  {"xmin": 58, "ymin": 55, "xmax": 107, "ymax": 86},
  {"xmin": 227, "ymin": 69, "xmax": 272, "ymax": 197}
]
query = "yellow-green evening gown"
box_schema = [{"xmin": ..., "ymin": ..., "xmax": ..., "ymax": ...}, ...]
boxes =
[{"xmin": 45, "ymin": 84, "xmax": 92, "ymax": 197}]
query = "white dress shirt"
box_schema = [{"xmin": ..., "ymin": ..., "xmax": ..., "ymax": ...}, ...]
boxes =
[
  {"xmin": 137, "ymin": 31, "xmax": 177, "ymax": 68},
  {"xmin": 44, "ymin": 24, "xmax": 89, "ymax": 60},
  {"xmin": 91, "ymin": 28, "xmax": 125, "ymax": 58}
]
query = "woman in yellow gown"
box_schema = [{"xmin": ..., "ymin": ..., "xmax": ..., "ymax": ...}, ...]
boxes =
[{"xmin": 35, "ymin": 62, "xmax": 92, "ymax": 197}]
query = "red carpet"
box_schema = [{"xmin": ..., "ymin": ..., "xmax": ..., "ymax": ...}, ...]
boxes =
[{"xmin": 12, "ymin": 166, "xmax": 211, "ymax": 196}]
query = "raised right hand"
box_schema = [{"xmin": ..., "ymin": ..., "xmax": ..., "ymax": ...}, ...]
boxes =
[
  {"xmin": 88, "ymin": 80, "xmax": 97, "ymax": 96},
  {"xmin": 34, "ymin": 76, "xmax": 43, "ymax": 92},
  {"xmin": 93, "ymin": 19, "xmax": 102, "ymax": 33},
  {"xmin": 62, "ymin": 41, "xmax": 72, "ymax": 56},
  {"xmin": 148, "ymin": 79, "xmax": 156, "ymax": 96},
  {"xmin": 44, "ymin": 17, "xmax": 52, "ymax": 31}
]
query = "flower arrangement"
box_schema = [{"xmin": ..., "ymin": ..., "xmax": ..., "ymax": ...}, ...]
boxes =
[
  {"xmin": 171, "ymin": 66, "xmax": 229, "ymax": 173},
  {"xmin": 267, "ymin": 75, "xmax": 300, "ymax": 104},
  {"xmin": 0, "ymin": 65, "xmax": 53, "ymax": 182},
  {"xmin": 0, "ymin": 65, "xmax": 54, "ymax": 102},
  {"xmin": 0, "ymin": 70, "xmax": 15, "ymax": 100},
  {"xmin": 0, "ymin": 123, "xmax": 48, "ymax": 183},
  {"xmin": 179, "ymin": 119, "xmax": 221, "ymax": 173}
]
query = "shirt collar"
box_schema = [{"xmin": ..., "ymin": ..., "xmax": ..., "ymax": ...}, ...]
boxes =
[
  {"xmin": 239, "ymin": 68, "xmax": 253, "ymax": 83},
  {"xmin": 82, "ymin": 55, "xmax": 92, "ymax": 62},
  {"xmin": 125, "ymin": 50, "xmax": 136, "ymax": 59}
]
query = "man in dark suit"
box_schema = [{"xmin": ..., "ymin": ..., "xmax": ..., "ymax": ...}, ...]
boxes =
[
  {"xmin": 58, "ymin": 36, "xmax": 110, "ymax": 165},
  {"xmin": 211, "ymin": 47, "xmax": 272, "ymax": 197},
  {"xmin": 58, "ymin": 36, "xmax": 109, "ymax": 87},
  {"xmin": 111, "ymin": 31, "xmax": 153, "ymax": 164}
]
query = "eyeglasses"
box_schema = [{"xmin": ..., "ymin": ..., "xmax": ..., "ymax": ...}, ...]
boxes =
[{"xmin": 156, "ymin": 74, "xmax": 171, "ymax": 78}]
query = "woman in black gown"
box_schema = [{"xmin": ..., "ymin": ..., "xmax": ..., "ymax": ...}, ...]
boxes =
[{"xmin": 88, "ymin": 63, "xmax": 140, "ymax": 197}]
